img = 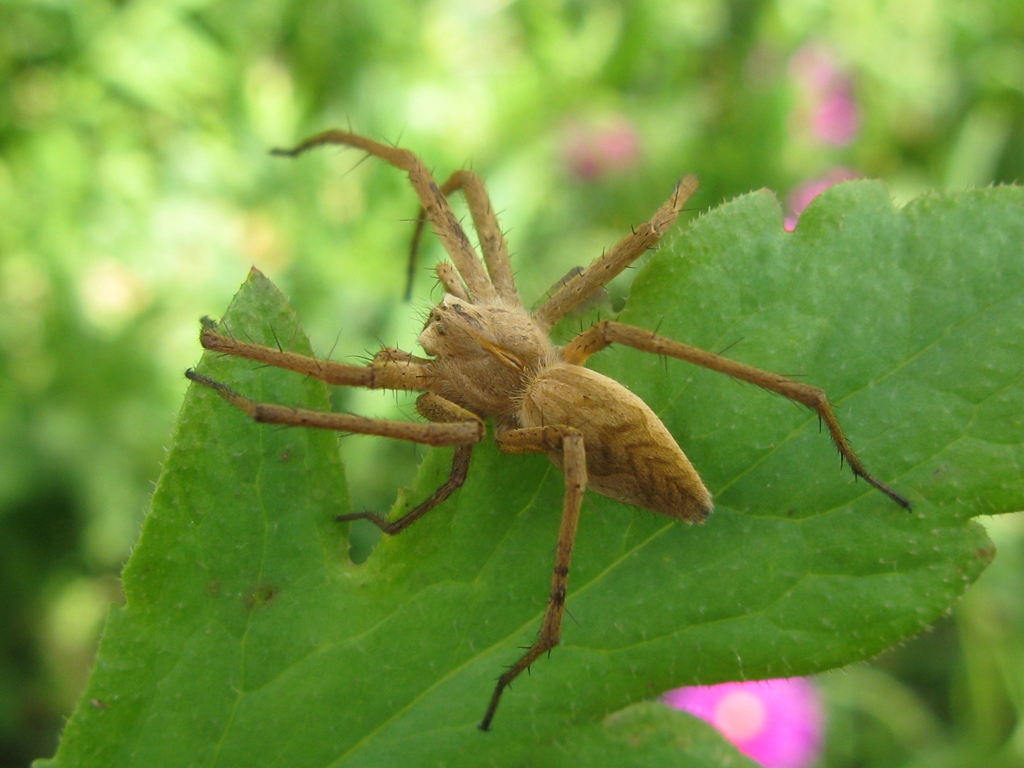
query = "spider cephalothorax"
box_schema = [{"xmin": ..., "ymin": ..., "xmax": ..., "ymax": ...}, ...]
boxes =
[
  {"xmin": 186, "ymin": 130, "xmax": 909, "ymax": 731},
  {"xmin": 418, "ymin": 294, "xmax": 554, "ymax": 426}
]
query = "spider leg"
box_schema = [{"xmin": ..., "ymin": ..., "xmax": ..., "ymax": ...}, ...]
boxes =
[
  {"xmin": 337, "ymin": 392, "xmax": 482, "ymax": 533},
  {"xmin": 435, "ymin": 262, "xmax": 471, "ymax": 301},
  {"xmin": 185, "ymin": 371, "xmax": 483, "ymax": 447},
  {"xmin": 408, "ymin": 169, "xmax": 519, "ymax": 305},
  {"xmin": 533, "ymin": 175, "xmax": 698, "ymax": 329},
  {"xmin": 272, "ymin": 131, "xmax": 497, "ymax": 304},
  {"xmin": 338, "ymin": 443, "xmax": 473, "ymax": 534},
  {"xmin": 563, "ymin": 320, "xmax": 911, "ymax": 509},
  {"xmin": 197, "ymin": 317, "xmax": 430, "ymax": 392},
  {"xmin": 480, "ymin": 426, "xmax": 587, "ymax": 731}
]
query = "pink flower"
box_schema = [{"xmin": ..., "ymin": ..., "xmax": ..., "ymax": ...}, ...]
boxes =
[
  {"xmin": 664, "ymin": 678, "xmax": 824, "ymax": 768},
  {"xmin": 563, "ymin": 118, "xmax": 641, "ymax": 180},
  {"xmin": 784, "ymin": 167, "xmax": 858, "ymax": 231},
  {"xmin": 812, "ymin": 88, "xmax": 860, "ymax": 145},
  {"xmin": 789, "ymin": 44, "xmax": 861, "ymax": 146}
]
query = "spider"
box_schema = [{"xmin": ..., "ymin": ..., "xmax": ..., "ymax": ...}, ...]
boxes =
[{"xmin": 185, "ymin": 130, "xmax": 910, "ymax": 731}]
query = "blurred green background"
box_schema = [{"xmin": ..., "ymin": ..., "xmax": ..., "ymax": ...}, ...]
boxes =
[{"xmin": 1, "ymin": 0, "xmax": 1022, "ymax": 765}]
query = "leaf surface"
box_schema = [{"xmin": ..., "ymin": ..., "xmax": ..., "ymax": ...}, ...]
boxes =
[{"xmin": 43, "ymin": 182, "xmax": 1023, "ymax": 766}]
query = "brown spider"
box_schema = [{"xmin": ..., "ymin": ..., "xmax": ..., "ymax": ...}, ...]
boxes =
[{"xmin": 185, "ymin": 130, "xmax": 910, "ymax": 731}]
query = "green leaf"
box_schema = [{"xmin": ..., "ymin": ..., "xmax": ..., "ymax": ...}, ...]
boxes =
[
  {"xmin": 44, "ymin": 182, "xmax": 1022, "ymax": 766},
  {"xmin": 529, "ymin": 702, "xmax": 761, "ymax": 767}
]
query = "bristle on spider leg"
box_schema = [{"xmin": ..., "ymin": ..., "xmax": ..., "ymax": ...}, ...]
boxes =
[
  {"xmin": 269, "ymin": 324, "xmax": 284, "ymax": 353},
  {"xmin": 716, "ymin": 337, "xmax": 744, "ymax": 356},
  {"xmin": 326, "ymin": 329, "xmax": 344, "ymax": 361},
  {"xmin": 239, "ymin": 327, "xmax": 259, "ymax": 345},
  {"xmin": 565, "ymin": 605, "xmax": 580, "ymax": 629}
]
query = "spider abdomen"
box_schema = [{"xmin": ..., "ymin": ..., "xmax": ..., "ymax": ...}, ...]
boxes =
[{"xmin": 520, "ymin": 364, "xmax": 712, "ymax": 523}]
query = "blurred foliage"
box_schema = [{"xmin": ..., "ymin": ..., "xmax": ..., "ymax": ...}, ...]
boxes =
[{"xmin": 0, "ymin": 0, "xmax": 1021, "ymax": 765}]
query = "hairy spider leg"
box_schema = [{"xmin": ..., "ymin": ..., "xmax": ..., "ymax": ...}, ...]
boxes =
[
  {"xmin": 196, "ymin": 316, "xmax": 430, "ymax": 391},
  {"xmin": 272, "ymin": 131, "xmax": 498, "ymax": 305},
  {"xmin": 481, "ymin": 425, "xmax": 588, "ymax": 731},
  {"xmin": 435, "ymin": 261, "xmax": 471, "ymax": 302},
  {"xmin": 334, "ymin": 392, "xmax": 483, "ymax": 533},
  {"xmin": 185, "ymin": 369, "xmax": 482, "ymax": 447},
  {"xmin": 189, "ymin": 315, "xmax": 487, "ymax": 530},
  {"xmin": 407, "ymin": 169, "xmax": 519, "ymax": 305},
  {"xmin": 563, "ymin": 320, "xmax": 912, "ymax": 509},
  {"xmin": 532, "ymin": 175, "xmax": 698, "ymax": 329},
  {"xmin": 337, "ymin": 444, "xmax": 474, "ymax": 535}
]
